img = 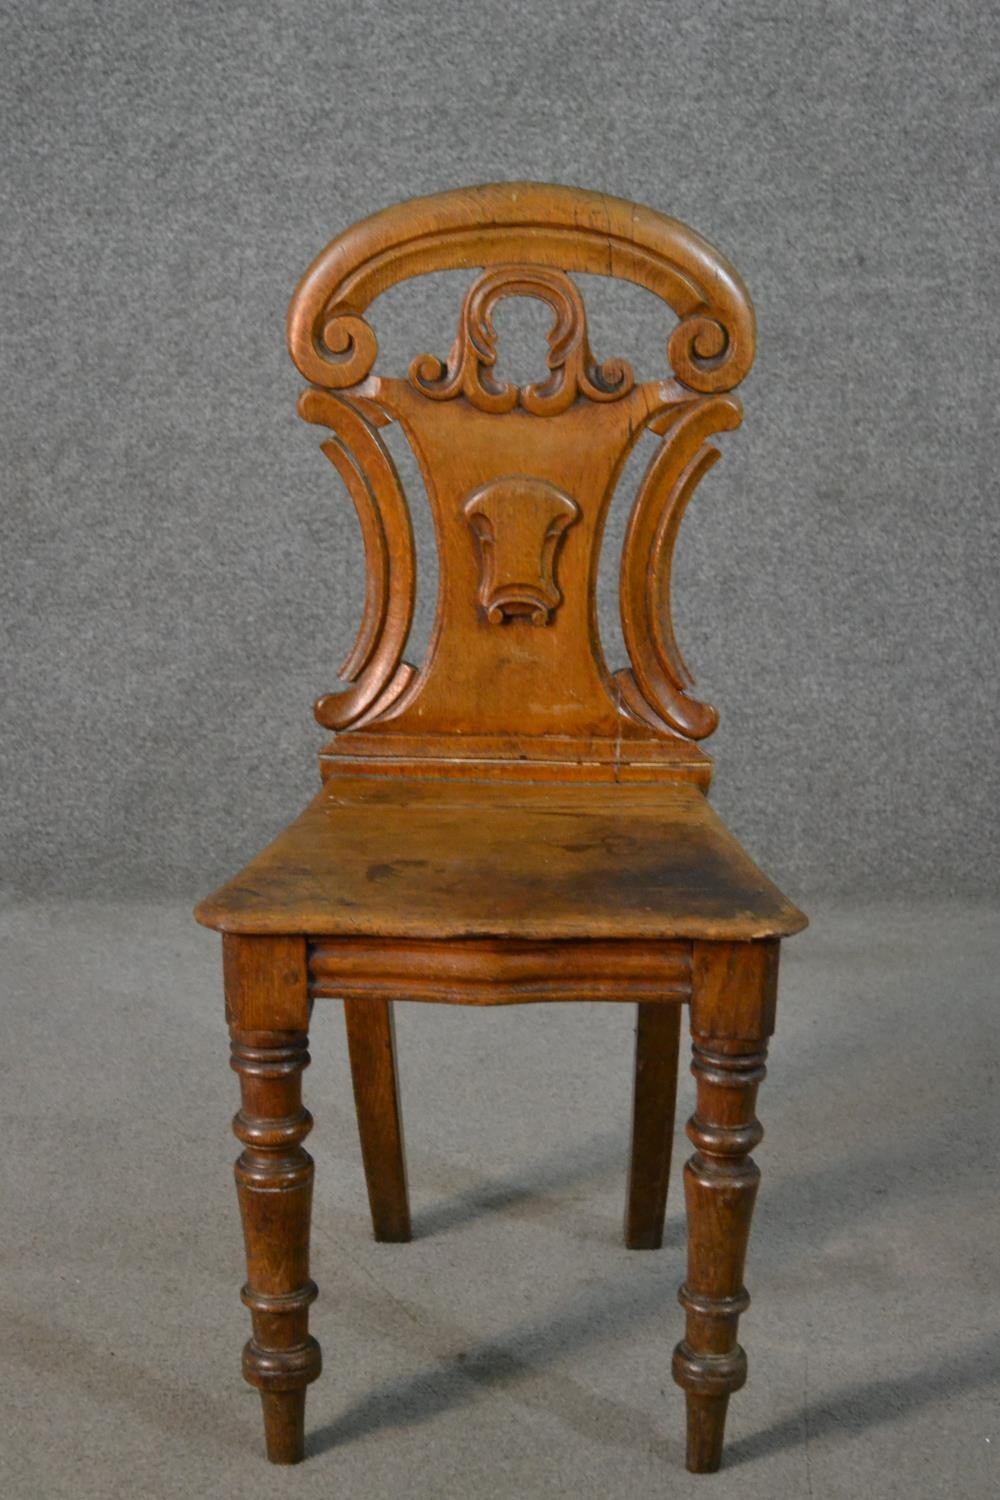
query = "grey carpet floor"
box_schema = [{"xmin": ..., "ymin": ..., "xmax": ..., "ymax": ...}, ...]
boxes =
[{"xmin": 2, "ymin": 899, "xmax": 997, "ymax": 1498}]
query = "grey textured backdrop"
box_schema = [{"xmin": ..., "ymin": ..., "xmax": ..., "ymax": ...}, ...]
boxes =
[{"xmin": 2, "ymin": 0, "xmax": 997, "ymax": 900}]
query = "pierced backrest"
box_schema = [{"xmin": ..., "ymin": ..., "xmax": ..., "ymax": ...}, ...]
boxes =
[{"xmin": 287, "ymin": 183, "xmax": 756, "ymax": 786}]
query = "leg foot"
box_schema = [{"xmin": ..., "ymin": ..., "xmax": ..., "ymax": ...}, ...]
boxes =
[
  {"xmin": 259, "ymin": 1390, "xmax": 307, "ymax": 1465},
  {"xmin": 344, "ymin": 997, "xmax": 411, "ymax": 1242},
  {"xmin": 624, "ymin": 1002, "xmax": 680, "ymax": 1249},
  {"xmin": 682, "ymin": 1393, "xmax": 729, "ymax": 1474}
]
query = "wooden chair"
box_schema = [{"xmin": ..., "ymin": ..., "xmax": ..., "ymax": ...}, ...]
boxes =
[{"xmin": 195, "ymin": 183, "xmax": 807, "ymax": 1475}]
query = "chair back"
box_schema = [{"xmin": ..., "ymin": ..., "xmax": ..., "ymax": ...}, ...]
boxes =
[{"xmin": 287, "ymin": 183, "xmax": 756, "ymax": 785}]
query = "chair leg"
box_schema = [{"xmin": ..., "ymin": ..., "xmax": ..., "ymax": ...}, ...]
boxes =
[
  {"xmin": 343, "ymin": 997, "xmax": 411, "ymax": 1242},
  {"xmin": 672, "ymin": 940, "xmax": 779, "ymax": 1473},
  {"xmin": 230, "ymin": 1027, "xmax": 322, "ymax": 1461},
  {"xmin": 624, "ymin": 1002, "xmax": 681, "ymax": 1249},
  {"xmin": 224, "ymin": 933, "xmax": 321, "ymax": 1465}
]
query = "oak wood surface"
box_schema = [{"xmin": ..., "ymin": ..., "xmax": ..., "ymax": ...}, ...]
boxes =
[{"xmin": 197, "ymin": 182, "xmax": 807, "ymax": 1475}]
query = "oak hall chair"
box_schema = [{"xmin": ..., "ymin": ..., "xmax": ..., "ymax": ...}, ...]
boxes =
[{"xmin": 195, "ymin": 183, "xmax": 807, "ymax": 1475}]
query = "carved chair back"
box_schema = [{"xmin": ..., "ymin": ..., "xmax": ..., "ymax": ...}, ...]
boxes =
[{"xmin": 287, "ymin": 184, "xmax": 755, "ymax": 786}]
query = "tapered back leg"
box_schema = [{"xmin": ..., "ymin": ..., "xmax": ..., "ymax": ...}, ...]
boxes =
[
  {"xmin": 624, "ymin": 1002, "xmax": 681, "ymax": 1249},
  {"xmin": 344, "ymin": 997, "xmax": 411, "ymax": 1243}
]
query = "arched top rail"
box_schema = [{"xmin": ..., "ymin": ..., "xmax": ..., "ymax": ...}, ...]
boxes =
[{"xmin": 287, "ymin": 182, "xmax": 756, "ymax": 395}]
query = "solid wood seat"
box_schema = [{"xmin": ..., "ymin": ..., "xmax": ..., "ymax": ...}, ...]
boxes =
[
  {"xmin": 196, "ymin": 776, "xmax": 805, "ymax": 944},
  {"xmin": 197, "ymin": 182, "xmax": 807, "ymax": 1476}
]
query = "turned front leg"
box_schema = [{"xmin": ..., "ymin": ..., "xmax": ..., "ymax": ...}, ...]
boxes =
[
  {"xmin": 672, "ymin": 940, "xmax": 779, "ymax": 1473},
  {"xmin": 224, "ymin": 935, "xmax": 321, "ymax": 1463}
]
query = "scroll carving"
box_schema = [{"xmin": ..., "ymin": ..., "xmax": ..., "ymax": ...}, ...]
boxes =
[
  {"xmin": 287, "ymin": 182, "xmax": 756, "ymax": 396},
  {"xmin": 297, "ymin": 389, "xmax": 416, "ymax": 730},
  {"xmin": 409, "ymin": 267, "xmax": 633, "ymax": 415},
  {"xmin": 464, "ymin": 477, "xmax": 580, "ymax": 625},
  {"xmin": 618, "ymin": 395, "xmax": 743, "ymax": 740}
]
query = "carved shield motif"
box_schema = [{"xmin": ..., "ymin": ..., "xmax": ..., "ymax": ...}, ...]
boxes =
[{"xmin": 463, "ymin": 477, "xmax": 580, "ymax": 625}]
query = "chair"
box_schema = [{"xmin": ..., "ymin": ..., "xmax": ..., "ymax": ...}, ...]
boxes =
[{"xmin": 195, "ymin": 182, "xmax": 807, "ymax": 1475}]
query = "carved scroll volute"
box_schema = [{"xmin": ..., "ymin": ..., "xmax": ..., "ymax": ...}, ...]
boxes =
[
  {"xmin": 409, "ymin": 267, "xmax": 633, "ymax": 416},
  {"xmin": 297, "ymin": 389, "xmax": 416, "ymax": 730},
  {"xmin": 618, "ymin": 396, "xmax": 743, "ymax": 740},
  {"xmin": 464, "ymin": 478, "xmax": 580, "ymax": 625}
]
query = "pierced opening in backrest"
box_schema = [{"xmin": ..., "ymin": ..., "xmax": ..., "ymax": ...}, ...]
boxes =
[
  {"xmin": 596, "ymin": 428, "xmax": 657, "ymax": 673},
  {"xmin": 378, "ymin": 417, "xmax": 437, "ymax": 673},
  {"xmin": 579, "ymin": 272, "xmax": 700, "ymax": 676},
  {"xmin": 364, "ymin": 269, "xmax": 472, "ymax": 384},
  {"xmin": 486, "ymin": 294, "xmax": 562, "ymax": 392},
  {"xmin": 572, "ymin": 272, "xmax": 677, "ymax": 389}
]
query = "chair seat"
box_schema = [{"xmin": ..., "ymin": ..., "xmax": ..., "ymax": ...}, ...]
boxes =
[{"xmin": 195, "ymin": 775, "xmax": 805, "ymax": 942}]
